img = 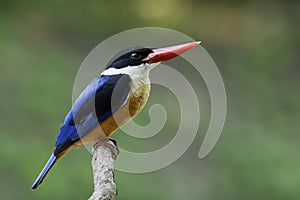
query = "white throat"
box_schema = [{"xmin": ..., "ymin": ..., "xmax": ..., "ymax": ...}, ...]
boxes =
[
  {"xmin": 100, "ymin": 63, "xmax": 160, "ymax": 79},
  {"xmin": 101, "ymin": 62, "xmax": 160, "ymax": 95}
]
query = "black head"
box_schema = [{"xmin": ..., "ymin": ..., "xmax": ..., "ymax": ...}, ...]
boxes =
[
  {"xmin": 105, "ymin": 47, "xmax": 153, "ymax": 69},
  {"xmin": 103, "ymin": 41, "xmax": 201, "ymax": 72}
]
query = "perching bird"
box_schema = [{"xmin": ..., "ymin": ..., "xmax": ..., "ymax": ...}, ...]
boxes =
[{"xmin": 31, "ymin": 41, "xmax": 200, "ymax": 189}]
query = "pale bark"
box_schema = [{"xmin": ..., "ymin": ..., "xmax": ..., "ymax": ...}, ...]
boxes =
[{"xmin": 88, "ymin": 139, "xmax": 118, "ymax": 200}]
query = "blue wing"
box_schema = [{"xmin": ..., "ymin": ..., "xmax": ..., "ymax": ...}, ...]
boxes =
[
  {"xmin": 32, "ymin": 74, "xmax": 131, "ymax": 190},
  {"xmin": 54, "ymin": 74, "xmax": 131, "ymax": 155}
]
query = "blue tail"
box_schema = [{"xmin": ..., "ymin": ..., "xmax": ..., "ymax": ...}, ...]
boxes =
[{"xmin": 31, "ymin": 154, "xmax": 57, "ymax": 190}]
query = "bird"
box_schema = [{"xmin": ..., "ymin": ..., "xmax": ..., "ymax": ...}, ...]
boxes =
[{"xmin": 31, "ymin": 41, "xmax": 200, "ymax": 189}]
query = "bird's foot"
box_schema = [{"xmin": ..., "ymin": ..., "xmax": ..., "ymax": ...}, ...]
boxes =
[{"xmin": 94, "ymin": 138, "xmax": 119, "ymax": 159}]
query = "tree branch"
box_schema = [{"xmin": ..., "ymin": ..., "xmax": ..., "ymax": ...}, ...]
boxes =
[{"xmin": 88, "ymin": 139, "xmax": 119, "ymax": 200}]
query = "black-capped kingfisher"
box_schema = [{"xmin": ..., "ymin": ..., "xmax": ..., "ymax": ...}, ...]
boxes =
[{"xmin": 31, "ymin": 41, "xmax": 200, "ymax": 189}]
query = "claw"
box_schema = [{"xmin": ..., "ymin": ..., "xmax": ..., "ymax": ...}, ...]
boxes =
[{"xmin": 94, "ymin": 138, "xmax": 119, "ymax": 159}]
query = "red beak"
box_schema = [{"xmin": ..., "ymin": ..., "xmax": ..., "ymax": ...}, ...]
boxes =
[{"xmin": 143, "ymin": 41, "xmax": 201, "ymax": 63}]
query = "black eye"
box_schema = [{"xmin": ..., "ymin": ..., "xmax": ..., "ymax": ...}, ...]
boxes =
[{"xmin": 131, "ymin": 53, "xmax": 141, "ymax": 60}]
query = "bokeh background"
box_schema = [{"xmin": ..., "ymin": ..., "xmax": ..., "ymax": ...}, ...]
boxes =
[{"xmin": 1, "ymin": 1, "xmax": 299, "ymax": 200}]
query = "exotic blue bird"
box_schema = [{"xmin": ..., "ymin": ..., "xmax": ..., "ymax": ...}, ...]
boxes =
[{"xmin": 31, "ymin": 41, "xmax": 200, "ymax": 189}]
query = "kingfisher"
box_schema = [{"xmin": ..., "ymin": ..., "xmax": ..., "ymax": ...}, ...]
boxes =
[{"xmin": 31, "ymin": 41, "xmax": 200, "ymax": 189}]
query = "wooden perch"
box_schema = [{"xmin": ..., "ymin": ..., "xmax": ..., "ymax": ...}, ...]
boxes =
[{"xmin": 88, "ymin": 139, "xmax": 119, "ymax": 200}]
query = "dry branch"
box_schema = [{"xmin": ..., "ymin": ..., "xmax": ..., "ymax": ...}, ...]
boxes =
[{"xmin": 88, "ymin": 139, "xmax": 119, "ymax": 200}]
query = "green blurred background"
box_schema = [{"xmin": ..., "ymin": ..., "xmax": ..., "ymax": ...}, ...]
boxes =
[{"xmin": 1, "ymin": 0, "xmax": 299, "ymax": 199}]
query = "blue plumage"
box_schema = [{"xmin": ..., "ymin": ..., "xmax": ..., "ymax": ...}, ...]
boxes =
[
  {"xmin": 54, "ymin": 74, "xmax": 131, "ymax": 155},
  {"xmin": 31, "ymin": 154, "xmax": 56, "ymax": 189},
  {"xmin": 55, "ymin": 76, "xmax": 109, "ymax": 147},
  {"xmin": 32, "ymin": 74, "xmax": 131, "ymax": 189},
  {"xmin": 32, "ymin": 42, "xmax": 198, "ymax": 190}
]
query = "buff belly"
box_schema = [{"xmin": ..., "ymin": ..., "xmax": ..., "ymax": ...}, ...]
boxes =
[{"xmin": 76, "ymin": 81, "xmax": 150, "ymax": 145}]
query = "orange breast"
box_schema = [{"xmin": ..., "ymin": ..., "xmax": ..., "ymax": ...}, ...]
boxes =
[
  {"xmin": 57, "ymin": 80, "xmax": 150, "ymax": 159},
  {"xmin": 77, "ymin": 82, "xmax": 150, "ymax": 145}
]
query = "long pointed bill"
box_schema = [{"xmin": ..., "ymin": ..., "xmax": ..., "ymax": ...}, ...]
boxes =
[{"xmin": 143, "ymin": 41, "xmax": 201, "ymax": 63}]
